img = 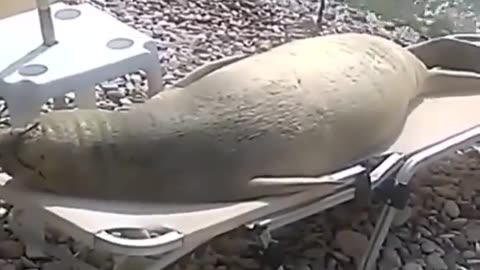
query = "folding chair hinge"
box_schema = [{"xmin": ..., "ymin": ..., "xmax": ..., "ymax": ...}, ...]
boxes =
[
  {"xmin": 389, "ymin": 183, "xmax": 410, "ymax": 210},
  {"xmin": 245, "ymin": 222, "xmax": 286, "ymax": 269},
  {"xmin": 246, "ymin": 221, "xmax": 278, "ymax": 248},
  {"xmin": 259, "ymin": 230, "xmax": 278, "ymax": 248},
  {"xmin": 353, "ymin": 169, "xmax": 372, "ymax": 208}
]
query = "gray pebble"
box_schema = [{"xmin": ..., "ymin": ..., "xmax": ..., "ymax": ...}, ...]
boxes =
[
  {"xmin": 125, "ymin": 82, "xmax": 136, "ymax": 92},
  {"xmin": 326, "ymin": 257, "xmax": 337, "ymax": 270},
  {"xmin": 409, "ymin": 243, "xmax": 423, "ymax": 257},
  {"xmin": 466, "ymin": 223, "xmax": 480, "ymax": 242},
  {"xmin": 380, "ymin": 247, "xmax": 402, "ymax": 268},
  {"xmin": 41, "ymin": 261, "xmax": 67, "ymax": 270},
  {"xmin": 421, "ymin": 239, "xmax": 441, "ymax": 254},
  {"xmin": 452, "ymin": 234, "xmax": 470, "ymax": 250},
  {"xmin": 303, "ymin": 248, "xmax": 325, "ymax": 259},
  {"xmin": 0, "ymin": 241, "xmax": 24, "ymax": 259},
  {"xmin": 76, "ymin": 247, "xmax": 113, "ymax": 269},
  {"xmin": 20, "ymin": 256, "xmax": 38, "ymax": 268},
  {"xmin": 398, "ymin": 247, "xmax": 412, "ymax": 261},
  {"xmin": 291, "ymin": 260, "xmax": 312, "ymax": 270},
  {"xmin": 443, "ymin": 200, "xmax": 460, "ymax": 218},
  {"xmin": 100, "ymin": 82, "xmax": 119, "ymax": 91},
  {"xmin": 130, "ymin": 74, "xmax": 144, "ymax": 83},
  {"xmin": 335, "ymin": 230, "xmax": 369, "ymax": 261},
  {"xmin": 403, "ymin": 262, "xmax": 423, "ymax": 270},
  {"xmin": 97, "ymin": 100, "xmax": 117, "ymax": 111},
  {"xmin": 462, "ymin": 250, "xmax": 476, "ymax": 259},
  {"xmin": 386, "ymin": 234, "xmax": 403, "ymax": 249},
  {"xmin": 417, "ymin": 226, "xmax": 433, "ymax": 238},
  {"xmin": 448, "ymin": 218, "xmax": 468, "ymax": 229},
  {"xmin": 119, "ymin": 97, "xmax": 133, "ymax": 106},
  {"xmin": 433, "ymin": 186, "xmax": 458, "ymax": 199},
  {"xmin": 106, "ymin": 90, "xmax": 126, "ymax": 101},
  {"xmin": 0, "ymin": 264, "xmax": 16, "ymax": 270},
  {"xmin": 393, "ymin": 207, "xmax": 413, "ymax": 227},
  {"xmin": 426, "ymin": 253, "xmax": 448, "ymax": 270},
  {"xmin": 235, "ymin": 257, "xmax": 259, "ymax": 269}
]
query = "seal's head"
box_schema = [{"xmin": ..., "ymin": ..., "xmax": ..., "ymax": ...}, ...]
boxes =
[
  {"xmin": 0, "ymin": 123, "xmax": 42, "ymax": 177},
  {"xmin": 0, "ymin": 127, "xmax": 23, "ymax": 176},
  {"xmin": 0, "ymin": 123, "xmax": 56, "ymax": 191}
]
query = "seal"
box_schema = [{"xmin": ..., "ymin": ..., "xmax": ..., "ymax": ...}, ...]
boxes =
[{"xmin": 1, "ymin": 32, "xmax": 480, "ymax": 203}]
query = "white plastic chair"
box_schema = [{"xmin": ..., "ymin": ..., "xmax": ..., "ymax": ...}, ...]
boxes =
[{"xmin": 0, "ymin": 2, "xmax": 163, "ymax": 128}]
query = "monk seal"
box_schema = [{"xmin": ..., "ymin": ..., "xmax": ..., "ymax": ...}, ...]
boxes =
[{"xmin": 1, "ymin": 32, "xmax": 480, "ymax": 203}]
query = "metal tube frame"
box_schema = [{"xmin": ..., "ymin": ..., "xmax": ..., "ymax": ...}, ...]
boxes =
[{"xmin": 358, "ymin": 125, "xmax": 480, "ymax": 270}]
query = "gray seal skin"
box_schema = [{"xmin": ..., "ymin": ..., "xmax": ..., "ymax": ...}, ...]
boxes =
[{"xmin": 1, "ymin": 32, "xmax": 480, "ymax": 203}]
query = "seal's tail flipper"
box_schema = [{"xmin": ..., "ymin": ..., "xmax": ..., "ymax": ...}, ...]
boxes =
[
  {"xmin": 421, "ymin": 68, "xmax": 480, "ymax": 98},
  {"xmin": 407, "ymin": 34, "xmax": 480, "ymax": 73}
]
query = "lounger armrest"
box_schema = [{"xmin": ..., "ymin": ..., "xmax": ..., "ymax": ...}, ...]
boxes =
[
  {"xmin": 95, "ymin": 229, "xmax": 184, "ymax": 257},
  {"xmin": 387, "ymin": 125, "xmax": 480, "ymax": 210},
  {"xmin": 245, "ymin": 153, "xmax": 405, "ymax": 245},
  {"xmin": 369, "ymin": 153, "xmax": 405, "ymax": 189},
  {"xmin": 396, "ymin": 125, "xmax": 480, "ymax": 186}
]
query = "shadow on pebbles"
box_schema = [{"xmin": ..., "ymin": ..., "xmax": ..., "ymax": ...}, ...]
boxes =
[{"xmin": 0, "ymin": 0, "xmax": 477, "ymax": 270}]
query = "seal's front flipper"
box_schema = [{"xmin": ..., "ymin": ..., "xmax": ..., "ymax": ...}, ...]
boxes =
[
  {"xmin": 407, "ymin": 34, "xmax": 480, "ymax": 73},
  {"xmin": 170, "ymin": 54, "xmax": 249, "ymax": 88},
  {"xmin": 248, "ymin": 176, "xmax": 343, "ymax": 196},
  {"xmin": 149, "ymin": 54, "xmax": 250, "ymax": 101}
]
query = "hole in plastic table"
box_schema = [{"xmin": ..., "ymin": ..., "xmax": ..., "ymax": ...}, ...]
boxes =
[
  {"xmin": 54, "ymin": 8, "xmax": 81, "ymax": 20},
  {"xmin": 105, "ymin": 227, "xmax": 171, "ymax": 240},
  {"xmin": 19, "ymin": 64, "xmax": 48, "ymax": 77},
  {"xmin": 106, "ymin": 38, "xmax": 134, "ymax": 50}
]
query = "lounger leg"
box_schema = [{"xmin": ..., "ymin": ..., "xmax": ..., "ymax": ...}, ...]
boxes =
[
  {"xmin": 357, "ymin": 205, "xmax": 398, "ymax": 270},
  {"xmin": 357, "ymin": 176, "xmax": 410, "ymax": 270},
  {"xmin": 358, "ymin": 125, "xmax": 480, "ymax": 270}
]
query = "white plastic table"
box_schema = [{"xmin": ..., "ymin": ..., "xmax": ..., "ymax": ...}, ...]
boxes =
[{"xmin": 0, "ymin": 2, "xmax": 163, "ymax": 128}]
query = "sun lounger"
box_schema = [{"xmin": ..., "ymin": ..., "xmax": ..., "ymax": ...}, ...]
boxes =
[
  {"xmin": 0, "ymin": 158, "xmax": 382, "ymax": 270},
  {"xmin": 2, "ymin": 33, "xmax": 480, "ymax": 270}
]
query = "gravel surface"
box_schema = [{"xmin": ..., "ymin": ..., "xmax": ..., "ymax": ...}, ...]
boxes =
[{"xmin": 0, "ymin": 0, "xmax": 479, "ymax": 270}]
